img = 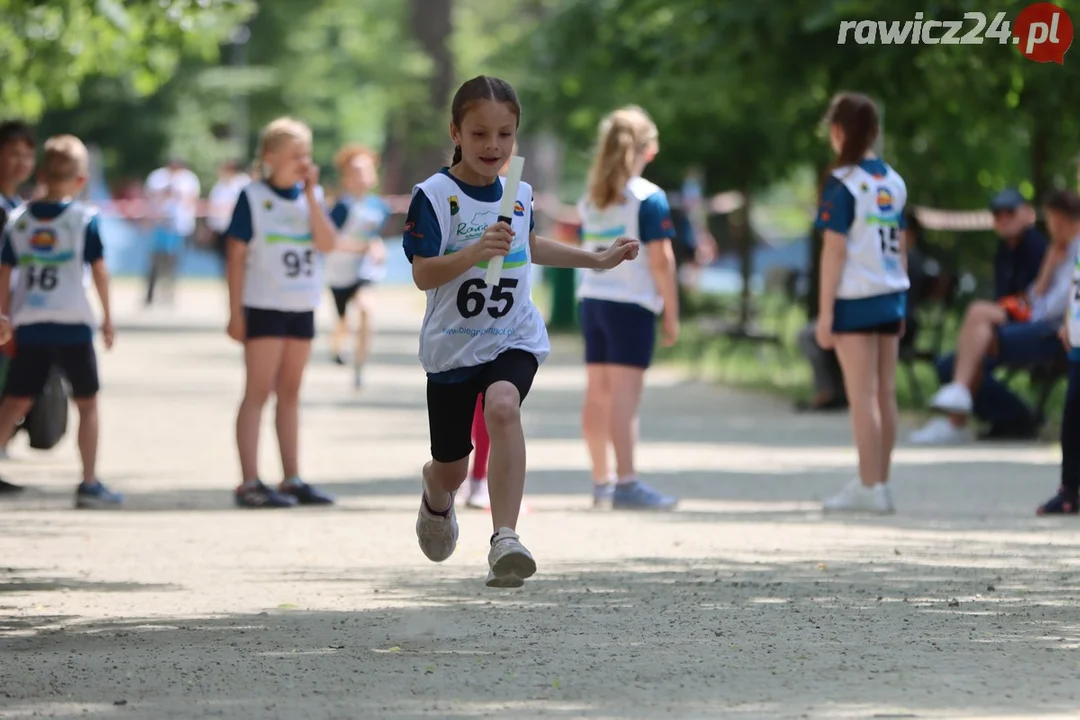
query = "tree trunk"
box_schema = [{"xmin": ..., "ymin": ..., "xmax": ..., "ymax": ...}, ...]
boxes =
[
  {"xmin": 382, "ymin": 0, "xmax": 454, "ymax": 195},
  {"xmin": 736, "ymin": 189, "xmax": 753, "ymax": 329}
]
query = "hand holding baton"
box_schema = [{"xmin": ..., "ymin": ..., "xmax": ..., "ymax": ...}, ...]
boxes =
[{"xmin": 484, "ymin": 155, "xmax": 525, "ymax": 286}]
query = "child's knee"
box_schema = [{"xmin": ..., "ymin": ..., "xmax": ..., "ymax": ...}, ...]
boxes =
[
  {"xmin": 484, "ymin": 383, "xmax": 521, "ymax": 427},
  {"xmin": 73, "ymin": 396, "xmax": 97, "ymax": 414},
  {"xmin": 243, "ymin": 386, "xmax": 273, "ymax": 406},
  {"xmin": 4, "ymin": 397, "xmax": 35, "ymax": 418},
  {"xmin": 426, "ymin": 458, "xmax": 468, "ymax": 488}
]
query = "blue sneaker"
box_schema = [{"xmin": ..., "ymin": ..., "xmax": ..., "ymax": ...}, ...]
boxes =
[
  {"xmin": 279, "ymin": 478, "xmax": 335, "ymax": 506},
  {"xmin": 75, "ymin": 480, "xmax": 124, "ymax": 509},
  {"xmin": 612, "ymin": 480, "xmax": 678, "ymax": 511},
  {"xmin": 235, "ymin": 480, "xmax": 298, "ymax": 508}
]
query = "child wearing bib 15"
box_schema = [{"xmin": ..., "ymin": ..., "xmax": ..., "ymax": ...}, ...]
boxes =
[
  {"xmin": 403, "ymin": 76, "xmax": 639, "ymax": 587},
  {"xmin": 225, "ymin": 118, "xmax": 339, "ymax": 509},
  {"xmin": 814, "ymin": 93, "xmax": 909, "ymax": 515}
]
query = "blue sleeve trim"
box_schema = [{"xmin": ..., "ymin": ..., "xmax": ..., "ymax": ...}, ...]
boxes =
[
  {"xmin": 83, "ymin": 216, "xmax": 104, "ymax": 263},
  {"xmin": 402, "ymin": 190, "xmax": 442, "ymax": 262},
  {"xmin": 329, "ymin": 201, "xmax": 349, "ymax": 230},
  {"xmin": 225, "ymin": 191, "xmax": 254, "ymax": 243},
  {"xmin": 638, "ymin": 191, "xmax": 676, "ymax": 243},
  {"xmin": 0, "ymin": 235, "xmax": 14, "ymax": 267},
  {"xmin": 815, "ymin": 178, "xmax": 855, "ymax": 234}
]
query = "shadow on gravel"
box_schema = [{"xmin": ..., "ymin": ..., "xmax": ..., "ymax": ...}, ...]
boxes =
[{"xmin": 2, "ymin": 554, "xmax": 1079, "ymax": 719}]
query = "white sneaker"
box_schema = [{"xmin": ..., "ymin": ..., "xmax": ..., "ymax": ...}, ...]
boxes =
[
  {"xmin": 415, "ymin": 490, "xmax": 458, "ymax": 563},
  {"xmin": 465, "ymin": 479, "xmax": 490, "ymax": 509},
  {"xmin": 823, "ymin": 479, "xmax": 895, "ymax": 514},
  {"xmin": 908, "ymin": 416, "xmax": 973, "ymax": 445},
  {"xmin": 929, "ymin": 382, "xmax": 973, "ymax": 415},
  {"xmin": 486, "ymin": 527, "xmax": 536, "ymax": 588}
]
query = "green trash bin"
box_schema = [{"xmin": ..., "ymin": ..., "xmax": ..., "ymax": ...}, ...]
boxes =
[{"xmin": 546, "ymin": 266, "xmax": 578, "ymax": 332}]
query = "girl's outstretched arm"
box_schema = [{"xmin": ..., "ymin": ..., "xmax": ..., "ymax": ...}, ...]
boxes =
[{"xmin": 530, "ymin": 232, "xmax": 638, "ymax": 269}]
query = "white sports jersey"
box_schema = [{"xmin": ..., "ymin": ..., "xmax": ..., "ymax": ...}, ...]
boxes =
[
  {"xmin": 5, "ymin": 202, "xmax": 96, "ymax": 327},
  {"xmin": 830, "ymin": 163, "xmax": 911, "ymax": 300},
  {"xmin": 412, "ymin": 172, "xmax": 550, "ymax": 374},
  {"xmin": 576, "ymin": 177, "xmax": 665, "ymax": 314},
  {"xmin": 241, "ymin": 182, "xmax": 325, "ymax": 312},
  {"xmin": 1067, "ymin": 239, "xmax": 1080, "ymax": 349},
  {"xmin": 325, "ymin": 196, "xmax": 387, "ymax": 287}
]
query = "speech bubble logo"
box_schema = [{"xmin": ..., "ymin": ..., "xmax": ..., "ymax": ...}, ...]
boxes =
[{"xmin": 1013, "ymin": 2, "xmax": 1073, "ymax": 64}]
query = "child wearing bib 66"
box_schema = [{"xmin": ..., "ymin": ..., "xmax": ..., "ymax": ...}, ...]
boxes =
[
  {"xmin": 225, "ymin": 118, "xmax": 338, "ymax": 508},
  {"xmin": 815, "ymin": 93, "xmax": 909, "ymax": 514},
  {"xmin": 0, "ymin": 135, "xmax": 116, "ymax": 508},
  {"xmin": 403, "ymin": 76, "xmax": 639, "ymax": 587}
]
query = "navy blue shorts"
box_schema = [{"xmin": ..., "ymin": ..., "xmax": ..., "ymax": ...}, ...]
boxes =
[
  {"xmin": 5, "ymin": 342, "xmax": 99, "ymax": 398},
  {"xmin": 580, "ymin": 298, "xmax": 657, "ymax": 368},
  {"xmin": 833, "ymin": 292, "xmax": 906, "ymax": 335},
  {"xmin": 244, "ymin": 307, "xmax": 315, "ymax": 340}
]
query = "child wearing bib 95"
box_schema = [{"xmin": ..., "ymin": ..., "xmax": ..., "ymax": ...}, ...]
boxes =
[{"xmin": 225, "ymin": 118, "xmax": 339, "ymax": 509}]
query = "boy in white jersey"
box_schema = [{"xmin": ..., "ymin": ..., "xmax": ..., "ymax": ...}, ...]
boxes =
[
  {"xmin": 1035, "ymin": 190, "xmax": 1080, "ymax": 515},
  {"xmin": 577, "ymin": 106, "xmax": 680, "ymax": 511},
  {"xmin": 814, "ymin": 94, "xmax": 909, "ymax": 515},
  {"xmin": 325, "ymin": 144, "xmax": 390, "ymax": 387},
  {"xmin": 0, "ymin": 135, "xmax": 120, "ymax": 508},
  {"xmin": 226, "ymin": 118, "xmax": 339, "ymax": 509},
  {"xmin": 403, "ymin": 76, "xmax": 639, "ymax": 587}
]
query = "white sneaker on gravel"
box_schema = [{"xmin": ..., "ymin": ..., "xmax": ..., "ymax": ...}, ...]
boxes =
[
  {"xmin": 823, "ymin": 479, "xmax": 894, "ymax": 514},
  {"xmin": 465, "ymin": 479, "xmax": 490, "ymax": 509},
  {"xmin": 486, "ymin": 527, "xmax": 536, "ymax": 588},
  {"xmin": 908, "ymin": 416, "xmax": 973, "ymax": 445},
  {"xmin": 929, "ymin": 382, "xmax": 973, "ymax": 415},
  {"xmin": 416, "ymin": 491, "xmax": 458, "ymax": 562}
]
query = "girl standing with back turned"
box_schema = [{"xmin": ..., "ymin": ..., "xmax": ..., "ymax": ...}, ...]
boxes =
[
  {"xmin": 576, "ymin": 106, "xmax": 680, "ymax": 511},
  {"xmin": 815, "ymin": 93, "xmax": 909, "ymax": 514}
]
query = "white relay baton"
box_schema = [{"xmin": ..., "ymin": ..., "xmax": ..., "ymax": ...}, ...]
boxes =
[{"xmin": 484, "ymin": 155, "xmax": 525, "ymax": 286}]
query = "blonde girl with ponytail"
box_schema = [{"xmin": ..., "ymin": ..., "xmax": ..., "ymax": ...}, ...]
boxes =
[
  {"xmin": 224, "ymin": 116, "xmax": 339, "ymax": 509},
  {"xmin": 576, "ymin": 105, "xmax": 680, "ymax": 511}
]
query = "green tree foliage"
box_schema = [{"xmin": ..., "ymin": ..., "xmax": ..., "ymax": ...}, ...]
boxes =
[
  {"xmin": 525, "ymin": 0, "xmax": 1080, "ymax": 208},
  {"xmin": 0, "ymin": 0, "xmax": 255, "ymax": 121}
]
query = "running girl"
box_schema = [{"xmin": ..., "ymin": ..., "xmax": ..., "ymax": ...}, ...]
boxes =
[
  {"xmin": 326, "ymin": 144, "xmax": 391, "ymax": 388},
  {"xmin": 576, "ymin": 105, "xmax": 679, "ymax": 511},
  {"xmin": 814, "ymin": 93, "xmax": 909, "ymax": 514},
  {"xmin": 225, "ymin": 117, "xmax": 338, "ymax": 508},
  {"xmin": 402, "ymin": 75, "xmax": 639, "ymax": 587}
]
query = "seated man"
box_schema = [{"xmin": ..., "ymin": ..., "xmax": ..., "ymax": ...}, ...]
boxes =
[{"xmin": 911, "ymin": 189, "xmax": 1066, "ymax": 444}]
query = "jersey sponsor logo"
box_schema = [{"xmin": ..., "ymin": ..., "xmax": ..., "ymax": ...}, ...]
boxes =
[
  {"xmin": 449, "ymin": 195, "xmax": 459, "ymax": 216},
  {"xmin": 513, "ymin": 200, "xmax": 525, "ymax": 217},
  {"xmin": 876, "ymin": 187, "xmax": 895, "ymax": 212},
  {"xmin": 263, "ymin": 200, "xmax": 274, "ymax": 211},
  {"xmin": 30, "ymin": 228, "xmax": 57, "ymax": 252}
]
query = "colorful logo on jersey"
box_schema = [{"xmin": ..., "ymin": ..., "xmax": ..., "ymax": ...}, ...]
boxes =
[
  {"xmin": 859, "ymin": 182, "xmax": 869, "ymax": 193},
  {"xmin": 449, "ymin": 195, "xmax": 459, "ymax": 216},
  {"xmin": 263, "ymin": 200, "xmax": 273, "ymax": 211},
  {"xmin": 876, "ymin": 188, "xmax": 894, "ymax": 212},
  {"xmin": 15, "ymin": 221, "xmax": 26, "ymax": 232},
  {"xmin": 30, "ymin": 228, "xmax": 56, "ymax": 252},
  {"xmin": 513, "ymin": 200, "xmax": 525, "ymax": 217}
]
